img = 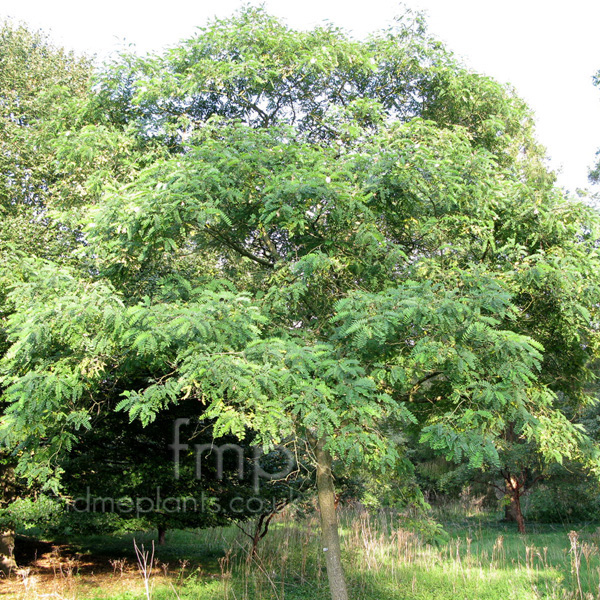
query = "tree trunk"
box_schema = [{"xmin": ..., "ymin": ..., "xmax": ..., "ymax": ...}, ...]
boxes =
[
  {"xmin": 157, "ymin": 525, "xmax": 167, "ymax": 546},
  {"xmin": 512, "ymin": 491, "xmax": 526, "ymax": 534},
  {"xmin": 0, "ymin": 530, "xmax": 16, "ymax": 576},
  {"xmin": 315, "ymin": 438, "xmax": 349, "ymax": 600},
  {"xmin": 503, "ymin": 473, "xmax": 526, "ymax": 534},
  {"xmin": 504, "ymin": 501, "xmax": 517, "ymax": 522}
]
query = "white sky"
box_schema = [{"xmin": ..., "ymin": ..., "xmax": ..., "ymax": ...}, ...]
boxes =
[{"xmin": 2, "ymin": 0, "xmax": 599, "ymax": 192}]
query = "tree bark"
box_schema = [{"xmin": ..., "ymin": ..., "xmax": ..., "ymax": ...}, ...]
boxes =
[
  {"xmin": 157, "ymin": 525, "xmax": 167, "ymax": 546},
  {"xmin": 503, "ymin": 474, "xmax": 526, "ymax": 534},
  {"xmin": 314, "ymin": 438, "xmax": 349, "ymax": 600},
  {"xmin": 0, "ymin": 530, "xmax": 16, "ymax": 576},
  {"xmin": 504, "ymin": 500, "xmax": 517, "ymax": 523},
  {"xmin": 512, "ymin": 491, "xmax": 526, "ymax": 534}
]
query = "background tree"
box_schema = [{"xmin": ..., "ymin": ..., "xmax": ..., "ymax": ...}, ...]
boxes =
[
  {"xmin": 57, "ymin": 400, "xmax": 305, "ymax": 545},
  {"xmin": 0, "ymin": 19, "xmax": 179, "ymax": 571},
  {"xmin": 0, "ymin": 20, "xmax": 94, "ymax": 574},
  {"xmin": 0, "ymin": 21, "xmax": 91, "ymax": 258}
]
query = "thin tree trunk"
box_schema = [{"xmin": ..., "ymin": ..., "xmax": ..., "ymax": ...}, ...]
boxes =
[
  {"xmin": 0, "ymin": 530, "xmax": 16, "ymax": 576},
  {"xmin": 503, "ymin": 473, "xmax": 526, "ymax": 534},
  {"xmin": 512, "ymin": 491, "xmax": 526, "ymax": 534},
  {"xmin": 315, "ymin": 438, "xmax": 349, "ymax": 600},
  {"xmin": 504, "ymin": 501, "xmax": 515, "ymax": 522},
  {"xmin": 0, "ymin": 460, "xmax": 19, "ymax": 576},
  {"xmin": 157, "ymin": 525, "xmax": 166, "ymax": 546}
]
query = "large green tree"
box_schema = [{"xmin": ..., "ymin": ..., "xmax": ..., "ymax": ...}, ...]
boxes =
[{"xmin": 2, "ymin": 9, "xmax": 600, "ymax": 598}]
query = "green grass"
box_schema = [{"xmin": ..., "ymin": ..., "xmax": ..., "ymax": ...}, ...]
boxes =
[
  {"xmin": 12, "ymin": 510, "xmax": 600, "ymax": 600},
  {"xmin": 53, "ymin": 525, "xmax": 237, "ymax": 572}
]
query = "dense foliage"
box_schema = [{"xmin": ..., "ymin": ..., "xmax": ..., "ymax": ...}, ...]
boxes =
[{"xmin": 2, "ymin": 8, "xmax": 600, "ymax": 597}]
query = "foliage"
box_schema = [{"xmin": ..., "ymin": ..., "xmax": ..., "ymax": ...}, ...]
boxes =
[
  {"xmin": 0, "ymin": 23, "xmax": 97, "ymax": 538},
  {"xmin": 2, "ymin": 9, "xmax": 600, "ymax": 594},
  {"xmin": 0, "ymin": 494, "xmax": 64, "ymax": 532},
  {"xmin": 0, "ymin": 21, "xmax": 92, "ymax": 260},
  {"xmin": 2, "ymin": 2, "xmax": 600, "ymax": 499},
  {"xmin": 55, "ymin": 402, "xmax": 309, "ymax": 535},
  {"xmin": 526, "ymin": 465, "xmax": 600, "ymax": 523}
]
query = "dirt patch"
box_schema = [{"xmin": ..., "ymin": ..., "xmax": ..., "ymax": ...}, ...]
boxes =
[{"xmin": 0, "ymin": 536, "xmax": 196, "ymax": 598}]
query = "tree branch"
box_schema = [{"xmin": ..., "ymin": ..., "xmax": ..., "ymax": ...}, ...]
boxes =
[
  {"xmin": 408, "ymin": 371, "xmax": 443, "ymax": 402},
  {"xmin": 205, "ymin": 226, "xmax": 274, "ymax": 267}
]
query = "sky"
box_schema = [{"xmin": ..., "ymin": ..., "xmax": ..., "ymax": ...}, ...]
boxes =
[{"xmin": 2, "ymin": 0, "xmax": 599, "ymax": 192}]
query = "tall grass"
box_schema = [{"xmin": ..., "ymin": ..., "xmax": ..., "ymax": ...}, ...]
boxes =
[
  {"xmin": 10, "ymin": 509, "xmax": 600, "ymax": 599},
  {"xmin": 221, "ymin": 509, "xmax": 572, "ymax": 600}
]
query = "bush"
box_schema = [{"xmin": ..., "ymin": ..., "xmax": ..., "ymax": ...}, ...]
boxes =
[{"xmin": 526, "ymin": 480, "xmax": 600, "ymax": 523}]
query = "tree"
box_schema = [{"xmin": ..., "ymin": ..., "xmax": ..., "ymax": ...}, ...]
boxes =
[
  {"xmin": 2, "ymin": 9, "xmax": 600, "ymax": 598},
  {"xmin": 56, "ymin": 400, "xmax": 304, "ymax": 545},
  {"xmin": 0, "ymin": 20, "xmax": 94, "ymax": 575},
  {"xmin": 0, "ymin": 20, "xmax": 93, "ymax": 257}
]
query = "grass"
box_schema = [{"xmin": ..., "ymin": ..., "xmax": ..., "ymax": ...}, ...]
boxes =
[{"xmin": 3, "ymin": 508, "xmax": 600, "ymax": 599}]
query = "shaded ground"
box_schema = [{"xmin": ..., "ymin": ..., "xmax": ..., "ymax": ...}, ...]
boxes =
[{"xmin": 0, "ymin": 534, "xmax": 222, "ymax": 598}]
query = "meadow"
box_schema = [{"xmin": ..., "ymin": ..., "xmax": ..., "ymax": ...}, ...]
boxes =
[{"xmin": 2, "ymin": 504, "xmax": 599, "ymax": 600}]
